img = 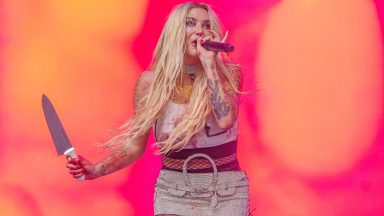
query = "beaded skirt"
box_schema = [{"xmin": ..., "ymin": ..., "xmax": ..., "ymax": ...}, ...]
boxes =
[{"xmin": 154, "ymin": 153, "xmax": 250, "ymax": 216}]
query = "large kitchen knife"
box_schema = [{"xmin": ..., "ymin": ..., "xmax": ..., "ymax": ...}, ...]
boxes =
[{"xmin": 42, "ymin": 94, "xmax": 85, "ymax": 181}]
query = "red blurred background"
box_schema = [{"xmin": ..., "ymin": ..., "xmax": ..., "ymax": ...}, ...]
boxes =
[{"xmin": 1, "ymin": 0, "xmax": 383, "ymax": 215}]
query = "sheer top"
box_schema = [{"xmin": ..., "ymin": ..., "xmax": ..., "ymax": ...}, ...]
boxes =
[{"xmin": 154, "ymin": 101, "xmax": 238, "ymax": 149}]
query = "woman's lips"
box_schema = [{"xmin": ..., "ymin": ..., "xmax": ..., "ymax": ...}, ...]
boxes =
[{"xmin": 191, "ymin": 39, "xmax": 197, "ymax": 47}]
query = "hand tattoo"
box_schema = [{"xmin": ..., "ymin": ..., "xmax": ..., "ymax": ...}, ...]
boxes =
[{"xmin": 207, "ymin": 79, "xmax": 230, "ymax": 119}]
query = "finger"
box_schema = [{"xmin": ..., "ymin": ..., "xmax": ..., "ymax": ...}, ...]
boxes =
[
  {"xmin": 66, "ymin": 163, "xmax": 82, "ymax": 169},
  {"xmin": 74, "ymin": 173, "xmax": 84, "ymax": 178},
  {"xmin": 70, "ymin": 168, "xmax": 84, "ymax": 175},
  {"xmin": 201, "ymin": 35, "xmax": 213, "ymax": 44},
  {"xmin": 67, "ymin": 158, "xmax": 80, "ymax": 165},
  {"xmin": 209, "ymin": 30, "xmax": 220, "ymax": 41},
  {"xmin": 221, "ymin": 30, "xmax": 229, "ymax": 43},
  {"xmin": 67, "ymin": 155, "xmax": 82, "ymax": 163},
  {"xmin": 66, "ymin": 155, "xmax": 78, "ymax": 162},
  {"xmin": 197, "ymin": 35, "xmax": 203, "ymax": 49}
]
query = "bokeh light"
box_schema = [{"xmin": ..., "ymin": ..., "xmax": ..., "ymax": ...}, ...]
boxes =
[{"xmin": 1, "ymin": 0, "xmax": 383, "ymax": 215}]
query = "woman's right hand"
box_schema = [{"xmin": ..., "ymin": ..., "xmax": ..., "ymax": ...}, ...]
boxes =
[{"xmin": 66, "ymin": 156, "xmax": 99, "ymax": 180}]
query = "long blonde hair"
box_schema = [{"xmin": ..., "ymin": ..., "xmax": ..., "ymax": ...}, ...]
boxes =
[{"xmin": 104, "ymin": 2, "xmax": 242, "ymax": 154}]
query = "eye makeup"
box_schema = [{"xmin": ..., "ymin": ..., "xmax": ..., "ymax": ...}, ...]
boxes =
[{"xmin": 186, "ymin": 17, "xmax": 211, "ymax": 30}]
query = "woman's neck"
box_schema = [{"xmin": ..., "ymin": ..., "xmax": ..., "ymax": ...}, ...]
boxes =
[
  {"xmin": 182, "ymin": 62, "xmax": 201, "ymax": 81},
  {"xmin": 183, "ymin": 63, "xmax": 200, "ymax": 74}
]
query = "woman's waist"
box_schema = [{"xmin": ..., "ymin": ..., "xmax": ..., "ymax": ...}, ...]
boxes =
[
  {"xmin": 161, "ymin": 141, "xmax": 240, "ymax": 173},
  {"xmin": 161, "ymin": 153, "xmax": 240, "ymax": 173},
  {"xmin": 164, "ymin": 140, "xmax": 237, "ymax": 158}
]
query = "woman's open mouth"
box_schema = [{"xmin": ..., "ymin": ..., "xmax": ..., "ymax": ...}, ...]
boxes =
[{"xmin": 191, "ymin": 39, "xmax": 197, "ymax": 47}]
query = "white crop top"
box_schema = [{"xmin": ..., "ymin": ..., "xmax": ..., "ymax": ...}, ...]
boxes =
[{"xmin": 154, "ymin": 101, "xmax": 238, "ymax": 149}]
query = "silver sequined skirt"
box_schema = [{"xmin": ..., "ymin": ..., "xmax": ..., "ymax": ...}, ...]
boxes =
[{"xmin": 154, "ymin": 153, "xmax": 250, "ymax": 216}]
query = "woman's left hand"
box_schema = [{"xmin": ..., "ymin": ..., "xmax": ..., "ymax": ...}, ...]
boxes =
[{"xmin": 197, "ymin": 30, "xmax": 228, "ymax": 69}]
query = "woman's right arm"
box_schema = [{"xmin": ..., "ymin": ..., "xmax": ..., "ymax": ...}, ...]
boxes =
[{"xmin": 67, "ymin": 71, "xmax": 153, "ymax": 180}]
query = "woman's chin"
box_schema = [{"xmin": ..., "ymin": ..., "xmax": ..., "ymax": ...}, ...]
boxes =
[{"xmin": 185, "ymin": 50, "xmax": 199, "ymax": 59}]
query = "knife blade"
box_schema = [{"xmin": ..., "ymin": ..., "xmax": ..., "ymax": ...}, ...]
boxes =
[{"xmin": 42, "ymin": 94, "xmax": 85, "ymax": 181}]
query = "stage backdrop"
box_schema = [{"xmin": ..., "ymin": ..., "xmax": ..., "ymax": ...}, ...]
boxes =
[{"xmin": 1, "ymin": 0, "xmax": 383, "ymax": 215}]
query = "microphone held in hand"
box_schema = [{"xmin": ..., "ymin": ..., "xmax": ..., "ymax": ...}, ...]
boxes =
[{"xmin": 202, "ymin": 40, "xmax": 234, "ymax": 52}]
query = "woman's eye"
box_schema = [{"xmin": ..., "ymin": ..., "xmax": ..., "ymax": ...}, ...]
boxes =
[
  {"xmin": 186, "ymin": 20, "xmax": 195, "ymax": 27},
  {"xmin": 203, "ymin": 24, "xmax": 211, "ymax": 30}
]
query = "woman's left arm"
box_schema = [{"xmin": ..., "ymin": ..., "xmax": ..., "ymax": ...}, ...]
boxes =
[
  {"xmin": 197, "ymin": 30, "xmax": 239, "ymax": 129},
  {"xmin": 204, "ymin": 64, "xmax": 239, "ymax": 129}
]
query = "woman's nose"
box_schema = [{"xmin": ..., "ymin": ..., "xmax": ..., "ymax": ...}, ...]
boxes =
[
  {"xmin": 195, "ymin": 25, "xmax": 203, "ymax": 36},
  {"xmin": 196, "ymin": 31, "xmax": 203, "ymax": 37}
]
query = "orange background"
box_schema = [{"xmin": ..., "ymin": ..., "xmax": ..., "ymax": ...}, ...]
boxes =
[{"xmin": 1, "ymin": 0, "xmax": 383, "ymax": 215}]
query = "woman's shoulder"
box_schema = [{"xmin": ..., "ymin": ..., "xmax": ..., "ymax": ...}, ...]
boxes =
[
  {"xmin": 139, "ymin": 70, "xmax": 154, "ymax": 85},
  {"xmin": 134, "ymin": 71, "xmax": 154, "ymax": 108},
  {"xmin": 135, "ymin": 71, "xmax": 154, "ymax": 96}
]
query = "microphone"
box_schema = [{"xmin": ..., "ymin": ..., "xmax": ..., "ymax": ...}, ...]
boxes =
[{"xmin": 202, "ymin": 40, "xmax": 234, "ymax": 52}]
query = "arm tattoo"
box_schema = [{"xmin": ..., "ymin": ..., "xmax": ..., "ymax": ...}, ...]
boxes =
[
  {"xmin": 98, "ymin": 151, "xmax": 129, "ymax": 176},
  {"xmin": 210, "ymin": 62, "xmax": 216, "ymax": 70},
  {"xmin": 207, "ymin": 79, "xmax": 230, "ymax": 119},
  {"xmin": 99, "ymin": 163, "xmax": 108, "ymax": 176}
]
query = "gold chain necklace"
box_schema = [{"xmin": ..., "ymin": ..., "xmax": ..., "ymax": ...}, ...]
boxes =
[
  {"xmin": 170, "ymin": 64, "xmax": 202, "ymax": 104},
  {"xmin": 170, "ymin": 71, "xmax": 195, "ymax": 104},
  {"xmin": 171, "ymin": 84, "xmax": 193, "ymax": 104}
]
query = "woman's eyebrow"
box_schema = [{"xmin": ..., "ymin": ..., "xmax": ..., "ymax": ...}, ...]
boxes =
[{"xmin": 186, "ymin": 17, "xmax": 210, "ymax": 23}]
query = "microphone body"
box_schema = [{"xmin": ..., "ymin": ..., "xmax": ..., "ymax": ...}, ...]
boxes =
[{"xmin": 202, "ymin": 41, "xmax": 234, "ymax": 52}]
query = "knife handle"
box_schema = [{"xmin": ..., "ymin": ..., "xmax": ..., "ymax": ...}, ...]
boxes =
[{"xmin": 64, "ymin": 147, "xmax": 85, "ymax": 181}]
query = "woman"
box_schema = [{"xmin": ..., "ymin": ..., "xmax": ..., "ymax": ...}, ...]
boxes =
[{"xmin": 66, "ymin": 2, "xmax": 249, "ymax": 215}]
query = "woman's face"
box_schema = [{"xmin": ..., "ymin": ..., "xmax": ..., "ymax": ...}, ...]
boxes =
[{"xmin": 184, "ymin": 7, "xmax": 211, "ymax": 64}]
